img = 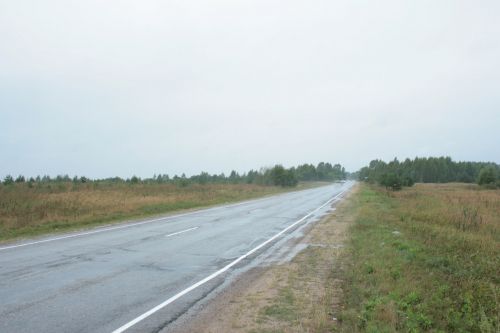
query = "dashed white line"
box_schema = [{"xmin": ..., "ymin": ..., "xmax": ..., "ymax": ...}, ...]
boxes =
[
  {"xmin": 111, "ymin": 186, "xmax": 349, "ymax": 333},
  {"xmin": 0, "ymin": 212, "xmax": 195, "ymax": 251},
  {"xmin": 165, "ymin": 227, "xmax": 198, "ymax": 238}
]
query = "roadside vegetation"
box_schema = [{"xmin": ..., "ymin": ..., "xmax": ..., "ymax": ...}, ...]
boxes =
[
  {"xmin": 339, "ymin": 183, "xmax": 499, "ymax": 332},
  {"xmin": 0, "ymin": 162, "xmax": 347, "ymax": 242}
]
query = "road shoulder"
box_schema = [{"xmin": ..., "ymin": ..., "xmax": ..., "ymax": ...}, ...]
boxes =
[{"xmin": 169, "ymin": 184, "xmax": 358, "ymax": 333}]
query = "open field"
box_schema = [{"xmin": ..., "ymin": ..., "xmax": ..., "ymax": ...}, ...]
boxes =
[
  {"xmin": 0, "ymin": 182, "xmax": 324, "ymax": 242},
  {"xmin": 340, "ymin": 183, "xmax": 499, "ymax": 332}
]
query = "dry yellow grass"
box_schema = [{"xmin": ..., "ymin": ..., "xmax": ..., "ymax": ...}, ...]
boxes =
[
  {"xmin": 0, "ymin": 182, "xmax": 291, "ymax": 241},
  {"xmin": 393, "ymin": 183, "xmax": 500, "ymax": 234}
]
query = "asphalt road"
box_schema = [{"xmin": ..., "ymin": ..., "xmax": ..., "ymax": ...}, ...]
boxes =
[{"xmin": 0, "ymin": 182, "xmax": 353, "ymax": 333}]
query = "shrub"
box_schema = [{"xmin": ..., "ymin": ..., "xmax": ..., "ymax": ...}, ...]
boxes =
[
  {"xmin": 269, "ymin": 165, "xmax": 298, "ymax": 187},
  {"xmin": 402, "ymin": 175, "xmax": 415, "ymax": 187},
  {"xmin": 3, "ymin": 175, "xmax": 14, "ymax": 185},
  {"xmin": 379, "ymin": 173, "xmax": 402, "ymax": 191},
  {"xmin": 477, "ymin": 166, "xmax": 497, "ymax": 186},
  {"xmin": 15, "ymin": 175, "xmax": 25, "ymax": 183}
]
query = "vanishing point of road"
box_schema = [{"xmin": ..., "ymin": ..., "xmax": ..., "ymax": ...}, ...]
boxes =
[{"xmin": 0, "ymin": 182, "xmax": 353, "ymax": 333}]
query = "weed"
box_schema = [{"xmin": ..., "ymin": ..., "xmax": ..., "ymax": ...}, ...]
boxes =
[
  {"xmin": 456, "ymin": 206, "xmax": 483, "ymax": 231},
  {"xmin": 339, "ymin": 184, "xmax": 499, "ymax": 332}
]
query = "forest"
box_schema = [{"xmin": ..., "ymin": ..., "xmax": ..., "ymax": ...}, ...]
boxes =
[{"xmin": 358, "ymin": 156, "xmax": 500, "ymax": 190}]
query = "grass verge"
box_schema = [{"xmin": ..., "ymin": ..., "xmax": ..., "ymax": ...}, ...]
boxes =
[{"xmin": 339, "ymin": 183, "xmax": 499, "ymax": 332}]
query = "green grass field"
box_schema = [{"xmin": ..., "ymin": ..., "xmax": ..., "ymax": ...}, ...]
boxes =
[{"xmin": 340, "ymin": 183, "xmax": 499, "ymax": 332}]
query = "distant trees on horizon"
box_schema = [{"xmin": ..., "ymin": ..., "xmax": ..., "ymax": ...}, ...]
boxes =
[
  {"xmin": 5, "ymin": 156, "xmax": 500, "ymax": 190},
  {"xmin": 358, "ymin": 157, "xmax": 500, "ymax": 190},
  {"xmin": 1, "ymin": 162, "xmax": 347, "ymax": 188}
]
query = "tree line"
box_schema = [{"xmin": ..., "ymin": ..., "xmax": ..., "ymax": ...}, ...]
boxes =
[
  {"xmin": 358, "ymin": 157, "xmax": 500, "ymax": 190},
  {"xmin": 1, "ymin": 162, "xmax": 347, "ymax": 188}
]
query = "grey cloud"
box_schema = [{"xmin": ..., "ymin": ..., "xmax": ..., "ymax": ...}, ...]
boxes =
[{"xmin": 1, "ymin": 0, "xmax": 499, "ymax": 178}]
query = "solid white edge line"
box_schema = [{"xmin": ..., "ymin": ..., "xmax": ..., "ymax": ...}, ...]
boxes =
[
  {"xmin": 111, "ymin": 186, "xmax": 350, "ymax": 333},
  {"xmin": 0, "ymin": 183, "xmax": 342, "ymax": 251},
  {"xmin": 164, "ymin": 227, "xmax": 198, "ymax": 238}
]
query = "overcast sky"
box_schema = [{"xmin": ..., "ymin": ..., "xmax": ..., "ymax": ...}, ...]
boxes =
[{"xmin": 1, "ymin": 0, "xmax": 499, "ymax": 178}]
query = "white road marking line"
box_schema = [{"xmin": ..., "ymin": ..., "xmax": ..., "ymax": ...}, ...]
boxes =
[
  {"xmin": 164, "ymin": 227, "xmax": 198, "ymax": 238},
  {"xmin": 111, "ymin": 187, "xmax": 350, "ymax": 333},
  {"xmin": 0, "ymin": 212, "xmax": 194, "ymax": 251},
  {"xmin": 0, "ymin": 185, "xmax": 340, "ymax": 252}
]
